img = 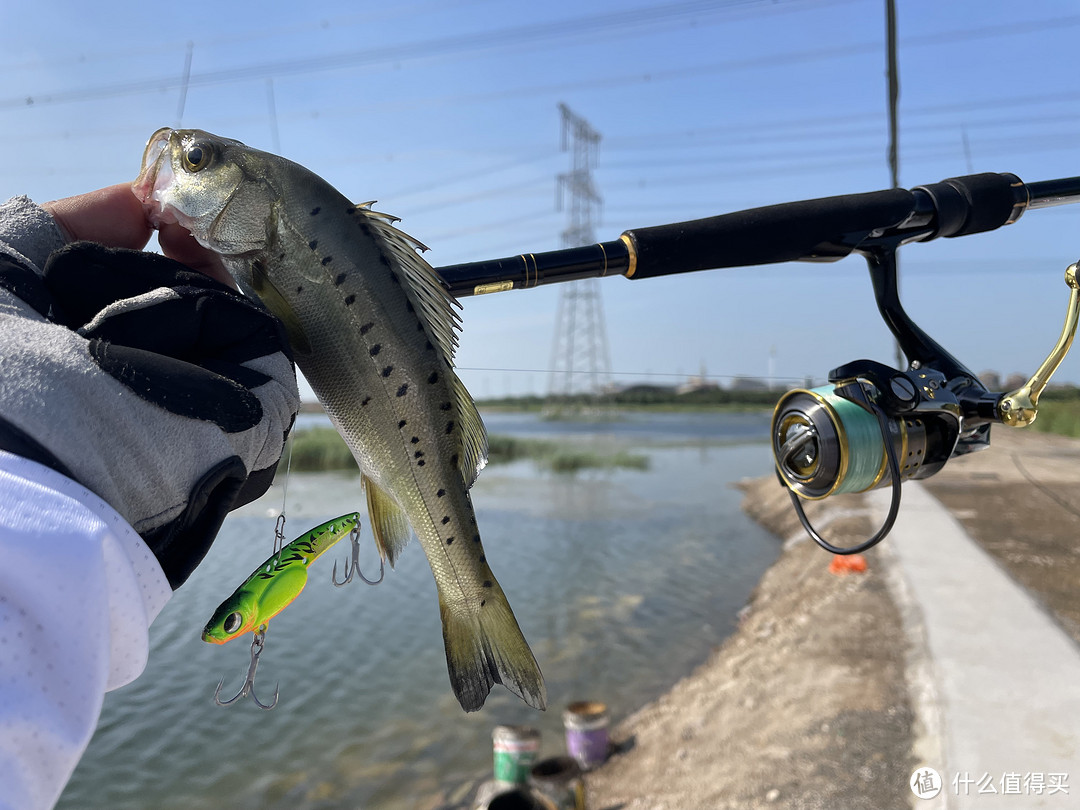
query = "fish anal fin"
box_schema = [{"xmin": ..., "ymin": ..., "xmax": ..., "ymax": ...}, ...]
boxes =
[
  {"xmin": 362, "ymin": 474, "xmax": 411, "ymax": 567},
  {"xmin": 250, "ymin": 259, "xmax": 313, "ymax": 355}
]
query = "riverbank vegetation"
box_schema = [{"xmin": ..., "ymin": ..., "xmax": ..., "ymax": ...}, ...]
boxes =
[
  {"xmin": 287, "ymin": 427, "xmax": 648, "ymax": 474},
  {"xmin": 479, "ymin": 386, "xmax": 784, "ymax": 412},
  {"xmin": 1029, "ymin": 386, "xmax": 1080, "ymax": 437}
]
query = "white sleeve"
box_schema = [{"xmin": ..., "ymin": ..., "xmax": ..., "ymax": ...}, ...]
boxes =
[{"xmin": 0, "ymin": 451, "xmax": 171, "ymax": 810}]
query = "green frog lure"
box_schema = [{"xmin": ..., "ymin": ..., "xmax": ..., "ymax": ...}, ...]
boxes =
[{"xmin": 203, "ymin": 512, "xmax": 380, "ymax": 709}]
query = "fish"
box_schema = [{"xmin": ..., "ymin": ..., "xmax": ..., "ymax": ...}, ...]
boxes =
[
  {"xmin": 203, "ymin": 513, "xmax": 362, "ymax": 645},
  {"xmin": 135, "ymin": 128, "xmax": 546, "ymax": 712}
]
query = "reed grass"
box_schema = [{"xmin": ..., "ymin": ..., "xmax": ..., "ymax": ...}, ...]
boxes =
[{"xmin": 288, "ymin": 428, "xmax": 648, "ymax": 473}]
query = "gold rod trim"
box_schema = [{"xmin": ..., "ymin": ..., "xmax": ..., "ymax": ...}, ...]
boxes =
[{"xmin": 620, "ymin": 233, "xmax": 638, "ymax": 279}]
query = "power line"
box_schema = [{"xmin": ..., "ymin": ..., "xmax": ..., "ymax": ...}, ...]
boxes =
[{"xmin": 2, "ymin": 0, "xmax": 823, "ymax": 110}]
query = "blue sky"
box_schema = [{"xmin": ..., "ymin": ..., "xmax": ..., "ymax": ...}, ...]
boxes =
[{"xmin": 3, "ymin": 0, "xmax": 1080, "ymax": 398}]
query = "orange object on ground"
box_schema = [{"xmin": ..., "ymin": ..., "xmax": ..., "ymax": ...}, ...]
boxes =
[{"xmin": 829, "ymin": 554, "xmax": 868, "ymax": 575}]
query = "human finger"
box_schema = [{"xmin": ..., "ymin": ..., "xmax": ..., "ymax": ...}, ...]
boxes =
[
  {"xmin": 156, "ymin": 221, "xmax": 236, "ymax": 289},
  {"xmin": 43, "ymin": 184, "xmax": 153, "ymax": 250}
]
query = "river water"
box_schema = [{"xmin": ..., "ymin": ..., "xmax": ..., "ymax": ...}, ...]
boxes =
[{"xmin": 58, "ymin": 410, "xmax": 780, "ymax": 809}]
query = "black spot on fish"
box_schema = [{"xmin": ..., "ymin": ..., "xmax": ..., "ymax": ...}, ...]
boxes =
[
  {"xmin": 360, "ymin": 322, "xmax": 374, "ymax": 335},
  {"xmin": 406, "ymin": 301, "xmax": 414, "ymax": 313},
  {"xmin": 310, "ymin": 207, "xmax": 321, "ymax": 215},
  {"xmin": 440, "ymin": 402, "xmax": 452, "ymax": 411},
  {"xmin": 417, "ymin": 459, "xmax": 425, "ymax": 466},
  {"xmin": 472, "ymin": 534, "xmax": 481, "ymax": 543},
  {"xmin": 369, "ymin": 344, "xmax": 381, "ymax": 356},
  {"xmin": 479, "ymin": 555, "xmax": 486, "ymax": 563},
  {"xmin": 397, "ymin": 383, "xmax": 408, "ymax": 397},
  {"xmin": 451, "ymin": 454, "xmax": 459, "ymax": 466},
  {"xmin": 345, "ymin": 294, "xmax": 356, "ymax": 306},
  {"xmin": 411, "ymin": 436, "xmax": 419, "ymax": 444},
  {"xmin": 321, "ymin": 256, "xmax": 333, "ymax": 266},
  {"xmin": 445, "ymin": 421, "xmax": 454, "ymax": 434},
  {"xmin": 278, "ymin": 252, "xmax": 286, "ymax": 260},
  {"xmin": 428, "ymin": 372, "xmax": 439, "ymax": 384},
  {"xmin": 441, "ymin": 516, "xmax": 450, "ymax": 525},
  {"xmin": 308, "ymin": 240, "xmax": 318, "ymax": 250},
  {"xmin": 335, "ymin": 273, "xmax": 347, "ymax": 286},
  {"xmin": 425, "ymin": 340, "xmax": 434, "ymax": 351},
  {"xmin": 480, "ymin": 599, "xmax": 486, "ymax": 607},
  {"xmin": 436, "ymin": 489, "xmax": 446, "ymax": 497},
  {"xmin": 414, "ymin": 450, "xmax": 424, "ymax": 458},
  {"xmin": 296, "ymin": 286, "xmax": 303, "ymax": 294},
  {"xmin": 416, "ymin": 321, "xmax": 425, "ymax": 332},
  {"xmin": 446, "ymin": 536, "xmax": 455, "ymax": 545},
  {"xmin": 346, "ymin": 205, "xmax": 358, "ymax": 214},
  {"xmin": 398, "ymin": 419, "xmax": 407, "ymax": 428},
  {"xmin": 361, "ymin": 396, "xmax": 371, "ymax": 407},
  {"xmin": 482, "ymin": 580, "xmax": 493, "ymax": 589},
  {"xmin": 382, "ymin": 366, "xmax": 393, "ymax": 377}
]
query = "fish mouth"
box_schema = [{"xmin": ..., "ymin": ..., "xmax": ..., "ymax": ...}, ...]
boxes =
[{"xmin": 132, "ymin": 127, "xmax": 179, "ymax": 228}]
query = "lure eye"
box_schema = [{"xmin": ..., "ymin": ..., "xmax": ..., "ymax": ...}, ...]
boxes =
[
  {"xmin": 223, "ymin": 611, "xmax": 244, "ymax": 635},
  {"xmin": 183, "ymin": 142, "xmax": 213, "ymax": 172}
]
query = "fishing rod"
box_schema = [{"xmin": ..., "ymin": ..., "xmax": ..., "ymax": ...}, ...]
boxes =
[
  {"xmin": 435, "ymin": 172, "xmax": 1080, "ymax": 552},
  {"xmin": 435, "ymin": 172, "xmax": 1080, "ymax": 297}
]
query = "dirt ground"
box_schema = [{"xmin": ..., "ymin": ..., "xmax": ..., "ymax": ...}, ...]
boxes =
[
  {"xmin": 581, "ymin": 427, "xmax": 1080, "ymax": 810},
  {"xmin": 583, "ymin": 479, "xmax": 916, "ymax": 810}
]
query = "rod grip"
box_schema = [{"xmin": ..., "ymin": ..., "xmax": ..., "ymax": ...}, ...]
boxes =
[
  {"xmin": 621, "ymin": 188, "xmax": 917, "ymax": 280},
  {"xmin": 912, "ymin": 172, "xmax": 1025, "ymax": 238}
]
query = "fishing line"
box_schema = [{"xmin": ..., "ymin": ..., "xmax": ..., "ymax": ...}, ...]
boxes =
[
  {"xmin": 273, "ymin": 430, "xmax": 296, "ymax": 557},
  {"xmin": 1010, "ymin": 450, "xmax": 1080, "ymax": 521}
]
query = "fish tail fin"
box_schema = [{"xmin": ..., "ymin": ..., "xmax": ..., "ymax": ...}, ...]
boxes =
[{"xmin": 438, "ymin": 585, "xmax": 546, "ymax": 713}]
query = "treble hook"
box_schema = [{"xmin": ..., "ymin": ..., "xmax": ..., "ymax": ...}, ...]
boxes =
[
  {"xmin": 213, "ymin": 625, "xmax": 279, "ymax": 710},
  {"xmin": 332, "ymin": 525, "xmax": 385, "ymax": 587}
]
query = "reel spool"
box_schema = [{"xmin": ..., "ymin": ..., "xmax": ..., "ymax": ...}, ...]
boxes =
[
  {"xmin": 769, "ymin": 369, "xmax": 962, "ymax": 555},
  {"xmin": 772, "ymin": 383, "xmax": 929, "ymax": 499}
]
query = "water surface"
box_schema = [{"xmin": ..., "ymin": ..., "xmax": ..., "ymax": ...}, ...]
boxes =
[{"xmin": 59, "ymin": 411, "xmax": 778, "ymax": 809}]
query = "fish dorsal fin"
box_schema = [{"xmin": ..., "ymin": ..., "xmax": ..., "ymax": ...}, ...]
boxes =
[
  {"xmin": 352, "ymin": 204, "xmax": 487, "ymax": 486},
  {"xmin": 362, "ymin": 473, "xmax": 411, "ymax": 567},
  {"xmin": 250, "ymin": 259, "xmax": 312, "ymax": 355},
  {"xmin": 350, "ymin": 204, "xmax": 461, "ymax": 369},
  {"xmin": 453, "ymin": 374, "xmax": 488, "ymax": 486}
]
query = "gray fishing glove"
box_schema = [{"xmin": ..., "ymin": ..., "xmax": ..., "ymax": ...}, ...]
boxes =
[{"xmin": 0, "ymin": 199, "xmax": 299, "ymax": 588}]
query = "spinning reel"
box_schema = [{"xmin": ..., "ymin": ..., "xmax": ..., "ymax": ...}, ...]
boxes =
[
  {"xmin": 772, "ymin": 253, "xmax": 1080, "ymax": 554},
  {"xmin": 435, "ymin": 170, "xmax": 1080, "ymax": 554}
]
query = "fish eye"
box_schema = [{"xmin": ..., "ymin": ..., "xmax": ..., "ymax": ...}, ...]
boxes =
[
  {"xmin": 183, "ymin": 142, "xmax": 213, "ymax": 172},
  {"xmin": 223, "ymin": 611, "xmax": 244, "ymax": 635}
]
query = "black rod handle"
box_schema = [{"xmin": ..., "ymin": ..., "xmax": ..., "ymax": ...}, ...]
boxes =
[
  {"xmin": 621, "ymin": 186, "xmax": 917, "ymax": 280},
  {"xmin": 436, "ymin": 173, "xmax": 1080, "ymax": 296}
]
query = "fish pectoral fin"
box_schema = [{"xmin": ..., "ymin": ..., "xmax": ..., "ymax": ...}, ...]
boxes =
[
  {"xmin": 438, "ymin": 584, "xmax": 546, "ymax": 713},
  {"xmin": 362, "ymin": 474, "xmax": 411, "ymax": 566},
  {"xmin": 250, "ymin": 258, "xmax": 313, "ymax": 355}
]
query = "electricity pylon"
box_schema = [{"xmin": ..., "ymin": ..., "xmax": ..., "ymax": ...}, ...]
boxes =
[{"xmin": 546, "ymin": 104, "xmax": 612, "ymax": 412}]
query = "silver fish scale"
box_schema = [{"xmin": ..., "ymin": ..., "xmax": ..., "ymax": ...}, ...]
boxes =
[{"xmin": 243, "ymin": 179, "xmax": 494, "ymax": 608}]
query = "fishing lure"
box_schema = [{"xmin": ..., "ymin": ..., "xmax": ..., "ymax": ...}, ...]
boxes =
[
  {"xmin": 202, "ymin": 512, "xmax": 371, "ymax": 645},
  {"xmin": 204, "ymin": 512, "xmax": 379, "ymax": 709}
]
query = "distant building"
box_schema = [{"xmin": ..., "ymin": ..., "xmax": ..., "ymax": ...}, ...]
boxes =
[
  {"xmin": 676, "ymin": 363, "xmax": 721, "ymax": 395},
  {"xmin": 729, "ymin": 376, "xmax": 770, "ymax": 392},
  {"xmin": 1004, "ymin": 372, "xmax": 1028, "ymax": 391}
]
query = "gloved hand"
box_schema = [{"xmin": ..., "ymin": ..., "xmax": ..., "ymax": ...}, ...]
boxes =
[{"xmin": 0, "ymin": 239, "xmax": 300, "ymax": 588}]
